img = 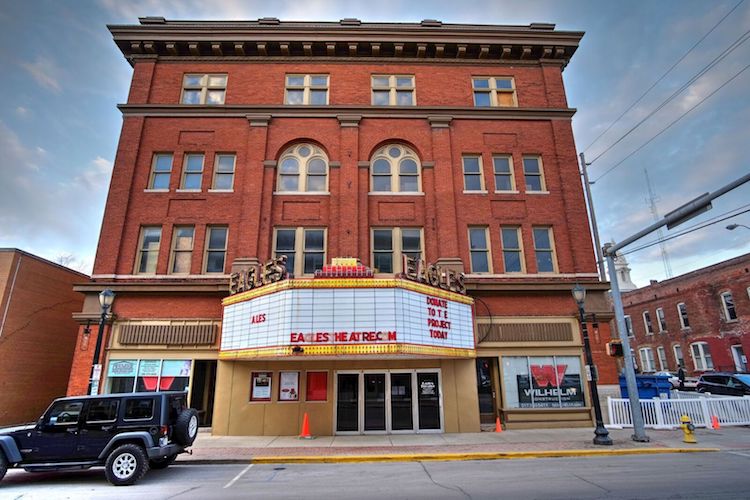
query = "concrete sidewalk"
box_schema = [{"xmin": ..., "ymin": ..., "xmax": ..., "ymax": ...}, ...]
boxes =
[{"xmin": 178, "ymin": 426, "xmax": 750, "ymax": 464}]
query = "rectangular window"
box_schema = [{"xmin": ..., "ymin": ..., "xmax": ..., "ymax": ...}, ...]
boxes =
[
  {"xmin": 656, "ymin": 307, "xmax": 667, "ymax": 332},
  {"xmin": 500, "ymin": 226, "xmax": 523, "ymax": 273},
  {"xmin": 472, "ymin": 77, "xmax": 517, "ymax": 107},
  {"xmin": 204, "ymin": 226, "xmax": 228, "ymax": 273},
  {"xmin": 124, "ymin": 398, "xmax": 155, "ymax": 421},
  {"xmin": 657, "ymin": 346, "xmax": 667, "ymax": 371},
  {"xmin": 691, "ymin": 342, "xmax": 714, "ymax": 371},
  {"xmin": 306, "ymin": 371, "xmax": 328, "ymax": 402},
  {"xmin": 47, "ymin": 401, "xmax": 83, "ymax": 426},
  {"xmin": 170, "ymin": 226, "xmax": 194, "ymax": 274},
  {"xmin": 502, "ymin": 355, "xmax": 584, "ymax": 409},
  {"xmin": 250, "ymin": 372, "xmax": 272, "ymax": 402},
  {"xmin": 86, "ymin": 399, "xmax": 119, "ymax": 423},
  {"xmin": 149, "ymin": 153, "xmax": 173, "ymax": 190},
  {"xmin": 673, "ymin": 345, "xmax": 685, "ymax": 369},
  {"xmin": 212, "ymin": 154, "xmax": 236, "ymax": 190},
  {"xmin": 624, "ymin": 315, "xmax": 634, "ymax": 337},
  {"xmin": 639, "ymin": 348, "xmax": 655, "ymax": 372},
  {"xmin": 182, "ymin": 74, "xmax": 227, "ymax": 105},
  {"xmin": 532, "ymin": 227, "xmax": 556, "ymax": 273},
  {"xmin": 180, "ymin": 154, "xmax": 204, "ymax": 190},
  {"xmin": 721, "ymin": 291, "xmax": 737, "ymax": 320},
  {"xmin": 462, "ymin": 156, "xmax": 484, "ymax": 191},
  {"xmin": 523, "ymin": 156, "xmax": 545, "ymax": 192},
  {"xmin": 677, "ymin": 303, "xmax": 690, "ymax": 329},
  {"xmin": 285, "ymin": 74, "xmax": 329, "ymax": 105},
  {"xmin": 643, "ymin": 311, "xmax": 654, "ymax": 335},
  {"xmin": 372, "ymin": 75, "xmax": 415, "ymax": 106},
  {"xmin": 279, "ymin": 371, "xmax": 300, "ymax": 401},
  {"xmin": 469, "ymin": 227, "xmax": 491, "ymax": 273},
  {"xmin": 371, "ymin": 227, "xmax": 422, "ymax": 274},
  {"xmin": 274, "ymin": 227, "xmax": 327, "ymax": 277},
  {"xmin": 493, "ymin": 155, "xmax": 515, "ymax": 191},
  {"xmin": 136, "ymin": 226, "xmax": 161, "ymax": 274}
]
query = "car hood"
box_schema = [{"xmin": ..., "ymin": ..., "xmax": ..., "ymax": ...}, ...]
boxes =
[{"xmin": 0, "ymin": 423, "xmax": 36, "ymax": 435}]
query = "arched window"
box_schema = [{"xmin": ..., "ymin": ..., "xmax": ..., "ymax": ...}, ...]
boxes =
[
  {"xmin": 277, "ymin": 143, "xmax": 328, "ymax": 193},
  {"xmin": 370, "ymin": 144, "xmax": 421, "ymax": 193}
]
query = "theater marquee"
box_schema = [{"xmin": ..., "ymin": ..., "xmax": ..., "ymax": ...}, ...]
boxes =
[{"xmin": 220, "ymin": 279, "xmax": 475, "ymax": 359}]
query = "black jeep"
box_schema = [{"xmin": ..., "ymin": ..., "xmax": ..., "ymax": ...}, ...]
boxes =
[{"xmin": 0, "ymin": 391, "xmax": 198, "ymax": 486}]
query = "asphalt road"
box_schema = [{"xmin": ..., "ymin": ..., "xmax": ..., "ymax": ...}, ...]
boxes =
[{"xmin": 2, "ymin": 451, "xmax": 750, "ymax": 499}]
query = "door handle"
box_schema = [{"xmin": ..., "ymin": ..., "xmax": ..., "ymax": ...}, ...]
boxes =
[
  {"xmin": 101, "ymin": 426, "xmax": 114, "ymax": 431},
  {"xmin": 66, "ymin": 428, "xmax": 78, "ymax": 434}
]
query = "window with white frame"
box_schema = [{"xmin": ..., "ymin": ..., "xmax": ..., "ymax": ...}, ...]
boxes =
[
  {"xmin": 180, "ymin": 154, "xmax": 204, "ymax": 190},
  {"xmin": 371, "ymin": 227, "xmax": 422, "ymax": 274},
  {"xmin": 277, "ymin": 144, "xmax": 328, "ymax": 193},
  {"xmin": 285, "ymin": 74, "xmax": 329, "ymax": 105},
  {"xmin": 522, "ymin": 156, "xmax": 546, "ymax": 192},
  {"xmin": 472, "ymin": 77, "xmax": 517, "ymax": 107},
  {"xmin": 462, "ymin": 156, "xmax": 485, "ymax": 191},
  {"xmin": 677, "ymin": 302, "xmax": 690, "ymax": 329},
  {"xmin": 274, "ymin": 227, "xmax": 326, "ymax": 277},
  {"xmin": 501, "ymin": 226, "xmax": 523, "ymax": 273},
  {"xmin": 370, "ymin": 144, "xmax": 421, "ymax": 193},
  {"xmin": 212, "ymin": 154, "xmax": 236, "ymax": 190},
  {"xmin": 673, "ymin": 344, "xmax": 685, "ymax": 369},
  {"xmin": 169, "ymin": 226, "xmax": 194, "ymax": 274},
  {"xmin": 532, "ymin": 227, "xmax": 556, "ymax": 273},
  {"xmin": 372, "ymin": 75, "xmax": 415, "ymax": 105},
  {"xmin": 721, "ymin": 291, "xmax": 737, "ymax": 321},
  {"xmin": 639, "ymin": 347, "xmax": 656, "ymax": 373},
  {"xmin": 690, "ymin": 342, "xmax": 713, "ymax": 371},
  {"xmin": 731, "ymin": 345, "xmax": 747, "ymax": 372},
  {"xmin": 181, "ymin": 74, "xmax": 227, "ymax": 105},
  {"xmin": 656, "ymin": 307, "xmax": 667, "ymax": 332},
  {"xmin": 204, "ymin": 226, "xmax": 228, "ymax": 273},
  {"xmin": 468, "ymin": 227, "xmax": 491, "ymax": 273},
  {"xmin": 624, "ymin": 315, "xmax": 634, "ymax": 337},
  {"xmin": 149, "ymin": 153, "xmax": 173, "ymax": 190},
  {"xmin": 493, "ymin": 155, "xmax": 515, "ymax": 191},
  {"xmin": 136, "ymin": 227, "xmax": 161, "ymax": 274},
  {"xmin": 643, "ymin": 311, "xmax": 654, "ymax": 335},
  {"xmin": 657, "ymin": 346, "xmax": 667, "ymax": 371}
]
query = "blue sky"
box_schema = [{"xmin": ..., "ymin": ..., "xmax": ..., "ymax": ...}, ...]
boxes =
[{"xmin": 1, "ymin": 0, "xmax": 749, "ymax": 286}]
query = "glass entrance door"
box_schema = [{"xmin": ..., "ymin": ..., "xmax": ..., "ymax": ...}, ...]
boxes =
[
  {"xmin": 336, "ymin": 374, "xmax": 359, "ymax": 432},
  {"xmin": 390, "ymin": 373, "xmax": 413, "ymax": 431},
  {"xmin": 364, "ymin": 374, "xmax": 386, "ymax": 431}
]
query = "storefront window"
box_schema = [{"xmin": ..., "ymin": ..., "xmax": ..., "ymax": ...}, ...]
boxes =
[
  {"xmin": 502, "ymin": 356, "xmax": 584, "ymax": 409},
  {"xmin": 108, "ymin": 359, "xmax": 190, "ymax": 393},
  {"xmin": 306, "ymin": 371, "xmax": 328, "ymax": 401},
  {"xmin": 108, "ymin": 359, "xmax": 138, "ymax": 393}
]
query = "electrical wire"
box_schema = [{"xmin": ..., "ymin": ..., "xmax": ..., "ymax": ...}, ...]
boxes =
[
  {"xmin": 588, "ymin": 29, "xmax": 750, "ymax": 166},
  {"xmin": 592, "ymin": 62, "xmax": 750, "ymax": 183},
  {"xmin": 582, "ymin": 0, "xmax": 745, "ymax": 153}
]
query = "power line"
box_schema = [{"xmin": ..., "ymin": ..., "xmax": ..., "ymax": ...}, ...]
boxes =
[
  {"xmin": 588, "ymin": 28, "xmax": 750, "ymax": 165},
  {"xmin": 582, "ymin": 0, "xmax": 745, "ymax": 153},
  {"xmin": 592, "ymin": 62, "xmax": 750, "ymax": 183}
]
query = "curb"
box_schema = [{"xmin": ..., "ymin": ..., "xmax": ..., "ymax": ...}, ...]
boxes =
[{"xmin": 178, "ymin": 447, "xmax": 719, "ymax": 465}]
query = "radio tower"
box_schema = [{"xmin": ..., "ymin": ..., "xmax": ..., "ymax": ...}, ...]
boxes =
[{"xmin": 644, "ymin": 169, "xmax": 673, "ymax": 278}]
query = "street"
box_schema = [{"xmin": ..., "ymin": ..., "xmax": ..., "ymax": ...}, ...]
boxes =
[{"xmin": 2, "ymin": 451, "xmax": 749, "ymax": 499}]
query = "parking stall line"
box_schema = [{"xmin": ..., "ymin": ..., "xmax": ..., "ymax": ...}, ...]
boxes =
[{"xmin": 224, "ymin": 463, "xmax": 254, "ymax": 489}]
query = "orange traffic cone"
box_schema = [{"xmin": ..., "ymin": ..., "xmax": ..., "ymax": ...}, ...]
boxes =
[
  {"xmin": 299, "ymin": 412, "xmax": 313, "ymax": 439},
  {"xmin": 711, "ymin": 415, "xmax": 720, "ymax": 430},
  {"xmin": 495, "ymin": 416, "xmax": 503, "ymax": 433}
]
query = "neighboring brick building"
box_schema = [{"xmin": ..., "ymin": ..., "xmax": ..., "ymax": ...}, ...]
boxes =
[
  {"xmin": 68, "ymin": 17, "xmax": 617, "ymax": 434},
  {"xmin": 0, "ymin": 249, "xmax": 87, "ymax": 425},
  {"xmin": 623, "ymin": 253, "xmax": 750, "ymax": 376}
]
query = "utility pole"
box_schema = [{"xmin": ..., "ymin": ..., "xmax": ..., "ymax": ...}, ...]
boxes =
[{"xmin": 580, "ymin": 153, "xmax": 606, "ymax": 281}]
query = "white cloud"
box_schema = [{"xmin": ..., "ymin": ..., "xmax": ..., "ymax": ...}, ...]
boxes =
[
  {"xmin": 20, "ymin": 56, "xmax": 63, "ymax": 94},
  {"xmin": 15, "ymin": 106, "xmax": 30, "ymax": 118},
  {"xmin": 0, "ymin": 121, "xmax": 44, "ymax": 171},
  {"xmin": 73, "ymin": 156, "xmax": 113, "ymax": 190}
]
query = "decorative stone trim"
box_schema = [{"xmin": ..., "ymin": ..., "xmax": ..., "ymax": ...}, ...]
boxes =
[
  {"xmin": 337, "ymin": 114, "xmax": 362, "ymax": 127},
  {"xmin": 428, "ymin": 115, "xmax": 453, "ymax": 128},
  {"xmin": 358, "ymin": 161, "xmax": 370, "ymax": 169},
  {"xmin": 246, "ymin": 114, "xmax": 271, "ymax": 126},
  {"xmin": 329, "ymin": 161, "xmax": 341, "ymax": 169},
  {"xmin": 422, "ymin": 161, "xmax": 435, "ymax": 169},
  {"xmin": 263, "ymin": 160, "xmax": 277, "ymax": 168}
]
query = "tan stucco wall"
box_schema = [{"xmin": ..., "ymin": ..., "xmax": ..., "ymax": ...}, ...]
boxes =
[{"xmin": 212, "ymin": 358, "xmax": 480, "ymax": 436}]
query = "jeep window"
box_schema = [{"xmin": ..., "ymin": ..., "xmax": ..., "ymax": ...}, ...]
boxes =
[
  {"xmin": 86, "ymin": 399, "xmax": 119, "ymax": 423},
  {"xmin": 124, "ymin": 398, "xmax": 155, "ymax": 421},
  {"xmin": 168, "ymin": 395, "xmax": 187, "ymax": 422},
  {"xmin": 47, "ymin": 401, "xmax": 83, "ymax": 426}
]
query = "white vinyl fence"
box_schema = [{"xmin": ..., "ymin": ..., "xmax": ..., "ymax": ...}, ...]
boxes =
[{"xmin": 607, "ymin": 394, "xmax": 750, "ymax": 429}]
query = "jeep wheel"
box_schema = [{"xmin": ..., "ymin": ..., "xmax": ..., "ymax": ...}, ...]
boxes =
[
  {"xmin": 173, "ymin": 408, "xmax": 199, "ymax": 446},
  {"xmin": 105, "ymin": 443, "xmax": 149, "ymax": 486},
  {"xmin": 149, "ymin": 453, "xmax": 178, "ymax": 469},
  {"xmin": 0, "ymin": 451, "xmax": 7, "ymax": 482}
]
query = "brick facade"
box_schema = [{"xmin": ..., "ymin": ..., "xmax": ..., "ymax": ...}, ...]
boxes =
[{"xmin": 624, "ymin": 253, "xmax": 750, "ymax": 375}]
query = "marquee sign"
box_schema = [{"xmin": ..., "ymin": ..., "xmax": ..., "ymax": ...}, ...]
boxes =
[
  {"xmin": 402, "ymin": 256, "xmax": 466, "ymax": 295},
  {"xmin": 220, "ymin": 279, "xmax": 475, "ymax": 359}
]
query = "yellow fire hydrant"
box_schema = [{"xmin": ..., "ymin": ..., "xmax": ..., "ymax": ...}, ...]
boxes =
[{"xmin": 680, "ymin": 414, "xmax": 697, "ymax": 444}]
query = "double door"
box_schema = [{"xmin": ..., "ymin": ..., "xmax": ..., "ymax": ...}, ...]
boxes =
[{"xmin": 335, "ymin": 370, "xmax": 442, "ymax": 434}]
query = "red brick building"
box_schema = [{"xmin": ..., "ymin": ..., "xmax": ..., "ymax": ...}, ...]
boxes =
[
  {"xmin": 0, "ymin": 249, "xmax": 86, "ymax": 425},
  {"xmin": 623, "ymin": 253, "xmax": 750, "ymax": 376},
  {"xmin": 68, "ymin": 17, "xmax": 617, "ymax": 434}
]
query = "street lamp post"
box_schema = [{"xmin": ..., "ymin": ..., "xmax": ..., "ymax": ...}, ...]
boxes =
[
  {"xmin": 726, "ymin": 223, "xmax": 750, "ymax": 231},
  {"xmin": 572, "ymin": 284, "xmax": 613, "ymax": 446},
  {"xmin": 88, "ymin": 289, "xmax": 115, "ymax": 395}
]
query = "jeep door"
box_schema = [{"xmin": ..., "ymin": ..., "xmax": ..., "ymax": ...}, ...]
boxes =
[
  {"xmin": 77, "ymin": 398, "xmax": 120, "ymax": 459},
  {"xmin": 27, "ymin": 400, "xmax": 84, "ymax": 462}
]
